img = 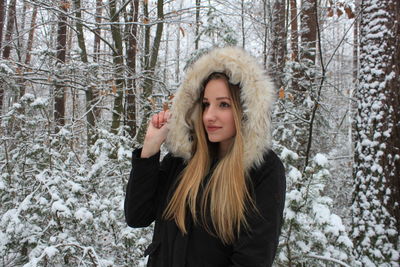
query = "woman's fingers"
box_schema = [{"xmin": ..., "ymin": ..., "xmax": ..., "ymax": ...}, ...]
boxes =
[
  {"xmin": 151, "ymin": 113, "xmax": 158, "ymax": 128},
  {"xmin": 163, "ymin": 110, "xmax": 171, "ymax": 123},
  {"xmin": 151, "ymin": 110, "xmax": 170, "ymax": 129}
]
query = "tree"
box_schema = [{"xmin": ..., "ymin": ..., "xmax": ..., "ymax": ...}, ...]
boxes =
[
  {"xmin": 0, "ymin": 0, "xmax": 5, "ymax": 52},
  {"xmin": 0, "ymin": 0, "xmax": 16, "ymax": 120},
  {"xmin": 274, "ymin": 149, "xmax": 354, "ymax": 266},
  {"xmin": 269, "ymin": 0, "xmax": 287, "ymax": 89},
  {"xmin": 125, "ymin": 0, "xmax": 140, "ymax": 138},
  {"xmin": 300, "ymin": 0, "xmax": 317, "ymax": 65},
  {"xmin": 91, "ymin": 0, "xmax": 103, "ymax": 133},
  {"xmin": 72, "ymin": 0, "xmax": 98, "ymax": 149},
  {"xmin": 290, "ymin": 0, "xmax": 299, "ymax": 63},
  {"xmin": 195, "ymin": 0, "xmax": 201, "ymax": 49},
  {"xmin": 137, "ymin": 0, "xmax": 164, "ymax": 143},
  {"xmin": 109, "ymin": 0, "xmax": 126, "ymax": 134},
  {"xmin": 289, "ymin": 0, "xmax": 300, "ymax": 92},
  {"xmin": 2, "ymin": 0, "xmax": 16, "ymax": 59},
  {"xmin": 54, "ymin": 0, "xmax": 69, "ymax": 129},
  {"xmin": 93, "ymin": 0, "xmax": 102, "ymax": 62},
  {"xmin": 24, "ymin": 5, "xmax": 38, "ymax": 67},
  {"xmin": 351, "ymin": 0, "xmax": 400, "ymax": 265}
]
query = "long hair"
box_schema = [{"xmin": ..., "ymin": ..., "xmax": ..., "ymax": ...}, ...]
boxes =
[{"xmin": 163, "ymin": 73, "xmax": 254, "ymax": 244}]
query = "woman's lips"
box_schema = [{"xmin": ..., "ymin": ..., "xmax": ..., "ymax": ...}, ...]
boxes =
[{"xmin": 206, "ymin": 126, "xmax": 221, "ymax": 132}]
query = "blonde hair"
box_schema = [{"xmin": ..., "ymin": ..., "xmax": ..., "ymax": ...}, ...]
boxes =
[{"xmin": 163, "ymin": 73, "xmax": 254, "ymax": 244}]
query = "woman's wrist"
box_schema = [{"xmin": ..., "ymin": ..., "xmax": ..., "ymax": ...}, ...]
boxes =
[{"xmin": 141, "ymin": 140, "xmax": 162, "ymax": 158}]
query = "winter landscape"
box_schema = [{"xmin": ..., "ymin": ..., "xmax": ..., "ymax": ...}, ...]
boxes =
[{"xmin": 0, "ymin": 0, "xmax": 399, "ymax": 266}]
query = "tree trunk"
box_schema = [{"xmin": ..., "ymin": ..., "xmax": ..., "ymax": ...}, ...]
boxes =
[
  {"xmin": 24, "ymin": 5, "xmax": 38, "ymax": 66},
  {"xmin": 241, "ymin": 0, "xmax": 245, "ymax": 48},
  {"xmin": 262, "ymin": 0, "xmax": 268, "ymax": 67},
  {"xmin": 286, "ymin": 0, "xmax": 317, "ymax": 163},
  {"xmin": 290, "ymin": 0, "xmax": 300, "ymax": 92},
  {"xmin": 269, "ymin": 0, "xmax": 287, "ymax": 89},
  {"xmin": 143, "ymin": 0, "xmax": 150, "ymax": 70},
  {"xmin": 290, "ymin": 0, "xmax": 298, "ymax": 61},
  {"xmin": 19, "ymin": 4, "xmax": 38, "ymax": 99},
  {"xmin": 17, "ymin": 0, "xmax": 27, "ymax": 60},
  {"xmin": 388, "ymin": 0, "xmax": 400, "ymax": 239},
  {"xmin": 0, "ymin": 0, "xmax": 5, "ymax": 52},
  {"xmin": 137, "ymin": 0, "xmax": 164, "ymax": 143},
  {"xmin": 109, "ymin": 0, "xmax": 125, "ymax": 133},
  {"xmin": 352, "ymin": 0, "xmax": 400, "ymax": 265},
  {"xmin": 73, "ymin": 0, "xmax": 88, "ymax": 63},
  {"xmin": 352, "ymin": 0, "xmax": 360, "ymax": 82},
  {"xmin": 0, "ymin": 0, "xmax": 5, "ymax": 119},
  {"xmin": 163, "ymin": 26, "xmax": 169, "ymax": 83},
  {"xmin": 195, "ymin": 0, "xmax": 200, "ymax": 49},
  {"xmin": 92, "ymin": 0, "xmax": 102, "ymax": 123},
  {"xmin": 93, "ymin": 0, "xmax": 102, "ymax": 62},
  {"xmin": 73, "ymin": 0, "xmax": 97, "ymax": 148},
  {"xmin": 125, "ymin": 0, "xmax": 139, "ymax": 138},
  {"xmin": 54, "ymin": 0, "xmax": 68, "ymax": 129},
  {"xmin": 300, "ymin": 0, "xmax": 317, "ymax": 64},
  {"xmin": 148, "ymin": 0, "xmax": 164, "ymax": 85},
  {"xmin": 2, "ymin": 0, "xmax": 16, "ymax": 59},
  {"xmin": 175, "ymin": 0, "xmax": 183, "ymax": 83}
]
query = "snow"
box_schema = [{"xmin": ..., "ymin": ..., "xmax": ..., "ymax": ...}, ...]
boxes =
[
  {"xmin": 0, "ymin": 178, "xmax": 5, "ymax": 190},
  {"xmin": 370, "ymin": 164, "xmax": 383, "ymax": 173},
  {"xmin": 12, "ymin": 103, "xmax": 22, "ymax": 109},
  {"xmin": 287, "ymin": 168, "xmax": 301, "ymax": 183},
  {"xmin": 313, "ymin": 203, "xmax": 331, "ymax": 224},
  {"xmin": 296, "ymin": 240, "xmax": 310, "ymax": 253},
  {"xmin": 44, "ymin": 246, "xmax": 59, "ymax": 258},
  {"xmin": 0, "ymin": 232, "xmax": 8, "ymax": 251},
  {"xmin": 67, "ymin": 181, "xmax": 83, "ymax": 193},
  {"xmin": 286, "ymin": 189, "xmax": 302, "ymax": 203},
  {"xmin": 30, "ymin": 97, "xmax": 48, "ymax": 108},
  {"xmin": 313, "ymin": 153, "xmax": 328, "ymax": 167},
  {"xmin": 137, "ymin": 237, "xmax": 148, "ymax": 245},
  {"xmin": 20, "ymin": 93, "xmax": 35, "ymax": 102},
  {"xmin": 57, "ymin": 127, "xmax": 71, "ymax": 136},
  {"xmin": 51, "ymin": 200, "xmax": 69, "ymax": 214},
  {"xmin": 74, "ymin": 208, "xmax": 94, "ymax": 223},
  {"xmin": 280, "ymin": 147, "xmax": 299, "ymax": 160},
  {"xmin": 0, "ymin": 63, "xmax": 14, "ymax": 74},
  {"xmin": 117, "ymin": 146, "xmax": 130, "ymax": 161},
  {"xmin": 326, "ymin": 214, "xmax": 345, "ymax": 236},
  {"xmin": 391, "ymin": 250, "xmax": 399, "ymax": 261},
  {"xmin": 337, "ymin": 235, "xmax": 353, "ymax": 248}
]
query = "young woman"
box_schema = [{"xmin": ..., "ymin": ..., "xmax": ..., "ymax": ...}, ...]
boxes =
[{"xmin": 125, "ymin": 47, "xmax": 286, "ymax": 267}]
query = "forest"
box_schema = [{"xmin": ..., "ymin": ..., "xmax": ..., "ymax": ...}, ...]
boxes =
[{"xmin": 0, "ymin": 0, "xmax": 399, "ymax": 266}]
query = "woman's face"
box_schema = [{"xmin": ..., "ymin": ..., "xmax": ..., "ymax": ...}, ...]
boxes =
[{"xmin": 202, "ymin": 79, "xmax": 236, "ymax": 154}]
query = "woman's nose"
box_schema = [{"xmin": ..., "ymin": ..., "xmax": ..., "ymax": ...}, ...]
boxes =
[{"xmin": 204, "ymin": 106, "xmax": 216, "ymax": 121}]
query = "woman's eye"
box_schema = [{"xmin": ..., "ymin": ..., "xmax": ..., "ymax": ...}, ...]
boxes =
[
  {"xmin": 202, "ymin": 102, "xmax": 210, "ymax": 108},
  {"xmin": 220, "ymin": 102, "xmax": 231, "ymax": 108}
]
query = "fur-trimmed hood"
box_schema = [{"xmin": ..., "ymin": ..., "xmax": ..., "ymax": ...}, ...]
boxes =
[{"xmin": 165, "ymin": 47, "xmax": 276, "ymax": 171}]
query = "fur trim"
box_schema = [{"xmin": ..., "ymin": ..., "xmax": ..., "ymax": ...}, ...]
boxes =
[{"xmin": 165, "ymin": 47, "xmax": 275, "ymax": 171}]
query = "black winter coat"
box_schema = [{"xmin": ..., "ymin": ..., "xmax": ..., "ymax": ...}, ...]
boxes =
[{"xmin": 124, "ymin": 148, "xmax": 286, "ymax": 267}]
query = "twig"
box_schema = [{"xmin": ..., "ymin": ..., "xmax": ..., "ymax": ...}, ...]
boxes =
[{"xmin": 306, "ymin": 253, "xmax": 352, "ymax": 267}]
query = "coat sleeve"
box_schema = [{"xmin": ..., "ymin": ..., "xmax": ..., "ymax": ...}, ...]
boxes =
[
  {"xmin": 230, "ymin": 153, "xmax": 286, "ymax": 267},
  {"xmin": 124, "ymin": 148, "xmax": 175, "ymax": 228}
]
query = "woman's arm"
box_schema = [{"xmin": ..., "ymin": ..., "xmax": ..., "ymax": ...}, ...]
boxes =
[
  {"xmin": 124, "ymin": 149, "xmax": 175, "ymax": 227},
  {"xmin": 125, "ymin": 110, "xmax": 172, "ymax": 227},
  {"xmin": 230, "ymin": 152, "xmax": 286, "ymax": 267}
]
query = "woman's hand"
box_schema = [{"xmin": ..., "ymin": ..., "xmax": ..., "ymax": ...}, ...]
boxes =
[{"xmin": 141, "ymin": 110, "xmax": 171, "ymax": 158}]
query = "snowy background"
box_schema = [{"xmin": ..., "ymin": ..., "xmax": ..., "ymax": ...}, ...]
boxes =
[{"xmin": 0, "ymin": 0, "xmax": 399, "ymax": 266}]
